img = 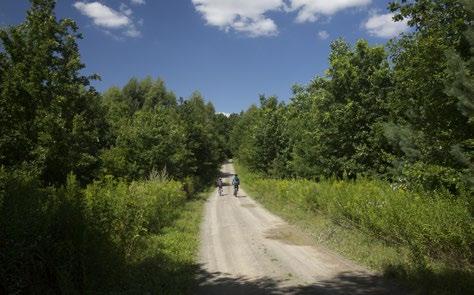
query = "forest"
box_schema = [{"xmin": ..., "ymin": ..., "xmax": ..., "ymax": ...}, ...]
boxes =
[
  {"xmin": 230, "ymin": 0, "xmax": 473, "ymax": 293},
  {"xmin": 0, "ymin": 0, "xmax": 473, "ymax": 294}
]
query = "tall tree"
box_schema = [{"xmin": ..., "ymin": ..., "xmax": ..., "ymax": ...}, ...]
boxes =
[
  {"xmin": 289, "ymin": 39, "xmax": 392, "ymax": 178},
  {"xmin": 177, "ymin": 92, "xmax": 223, "ymax": 182},
  {"xmin": 444, "ymin": 0, "xmax": 474, "ymax": 188},
  {"xmin": 386, "ymin": 0, "xmax": 473, "ymax": 175},
  {"xmin": 0, "ymin": 0, "xmax": 107, "ymax": 185}
]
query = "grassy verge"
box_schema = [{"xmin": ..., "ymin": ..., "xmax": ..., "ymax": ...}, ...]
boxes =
[
  {"xmin": 235, "ymin": 163, "xmax": 473, "ymax": 295},
  {"xmin": 120, "ymin": 190, "xmax": 208, "ymax": 294}
]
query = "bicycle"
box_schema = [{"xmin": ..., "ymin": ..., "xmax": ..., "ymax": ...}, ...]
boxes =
[{"xmin": 233, "ymin": 185, "xmax": 239, "ymax": 197}]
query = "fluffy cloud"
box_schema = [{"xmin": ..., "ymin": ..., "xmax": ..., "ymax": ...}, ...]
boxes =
[
  {"xmin": 364, "ymin": 12, "xmax": 408, "ymax": 38},
  {"xmin": 289, "ymin": 0, "xmax": 371, "ymax": 23},
  {"xmin": 74, "ymin": 1, "xmax": 142, "ymax": 38},
  {"xmin": 318, "ymin": 30, "xmax": 329, "ymax": 40},
  {"xmin": 130, "ymin": 0, "xmax": 145, "ymax": 5},
  {"xmin": 74, "ymin": 2, "xmax": 130, "ymax": 28},
  {"xmin": 192, "ymin": 0, "xmax": 282, "ymax": 37},
  {"xmin": 192, "ymin": 0, "xmax": 373, "ymax": 37}
]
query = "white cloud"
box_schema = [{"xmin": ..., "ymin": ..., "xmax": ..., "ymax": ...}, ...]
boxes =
[
  {"xmin": 74, "ymin": 2, "xmax": 130, "ymax": 28},
  {"xmin": 218, "ymin": 112, "xmax": 231, "ymax": 117},
  {"xmin": 233, "ymin": 17, "xmax": 278, "ymax": 37},
  {"xmin": 74, "ymin": 1, "xmax": 141, "ymax": 38},
  {"xmin": 192, "ymin": 0, "xmax": 374, "ymax": 37},
  {"xmin": 318, "ymin": 30, "xmax": 329, "ymax": 40},
  {"xmin": 289, "ymin": 0, "xmax": 372, "ymax": 23},
  {"xmin": 192, "ymin": 0, "xmax": 283, "ymax": 37},
  {"xmin": 120, "ymin": 3, "xmax": 133, "ymax": 17},
  {"xmin": 125, "ymin": 26, "xmax": 141, "ymax": 37},
  {"xmin": 364, "ymin": 12, "xmax": 408, "ymax": 38},
  {"xmin": 131, "ymin": 0, "xmax": 146, "ymax": 4}
]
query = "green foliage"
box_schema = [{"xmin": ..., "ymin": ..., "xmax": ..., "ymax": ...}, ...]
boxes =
[
  {"xmin": 230, "ymin": 2, "xmax": 473, "ymax": 196},
  {"xmin": 0, "ymin": 1, "xmax": 226, "ymax": 292},
  {"xmin": 386, "ymin": 0, "xmax": 473, "ymax": 171},
  {"xmin": 0, "ymin": 169, "xmax": 86, "ymax": 293},
  {"xmin": 85, "ymin": 178, "xmax": 186, "ymax": 237},
  {"xmin": 0, "ymin": 0, "xmax": 107, "ymax": 185},
  {"xmin": 231, "ymin": 96, "xmax": 290, "ymax": 176},
  {"xmin": 101, "ymin": 80, "xmax": 224, "ymax": 187},
  {"xmin": 176, "ymin": 92, "xmax": 225, "ymax": 183},
  {"xmin": 237, "ymin": 163, "xmax": 473, "ymax": 294},
  {"xmin": 102, "ymin": 108, "xmax": 188, "ymax": 180},
  {"xmin": 289, "ymin": 39, "xmax": 392, "ymax": 178},
  {"xmin": 240, "ymin": 166, "xmax": 472, "ymax": 263},
  {"xmin": 232, "ymin": 39, "xmax": 393, "ymax": 179},
  {"xmin": 214, "ymin": 112, "xmax": 240, "ymax": 158},
  {"xmin": 0, "ymin": 167, "xmax": 194, "ymax": 293},
  {"xmin": 400, "ymin": 162, "xmax": 472, "ymax": 197},
  {"xmin": 230, "ymin": 9, "xmax": 474, "ymax": 286}
]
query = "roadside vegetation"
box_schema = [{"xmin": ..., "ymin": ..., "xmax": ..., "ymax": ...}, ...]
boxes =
[
  {"xmin": 236, "ymin": 163, "xmax": 472, "ymax": 294},
  {"xmin": 231, "ymin": 1, "xmax": 473, "ymax": 294},
  {"xmin": 0, "ymin": 1, "xmax": 224, "ymax": 293}
]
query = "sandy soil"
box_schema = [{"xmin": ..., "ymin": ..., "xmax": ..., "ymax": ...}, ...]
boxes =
[{"xmin": 196, "ymin": 162, "xmax": 404, "ymax": 294}]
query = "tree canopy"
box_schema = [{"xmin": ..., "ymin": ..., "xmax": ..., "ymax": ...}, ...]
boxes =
[{"xmin": 231, "ymin": 0, "xmax": 473, "ymax": 197}]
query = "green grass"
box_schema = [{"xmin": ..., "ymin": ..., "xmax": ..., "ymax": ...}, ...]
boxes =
[
  {"xmin": 120, "ymin": 191, "xmax": 208, "ymax": 294},
  {"xmin": 235, "ymin": 163, "xmax": 473, "ymax": 295}
]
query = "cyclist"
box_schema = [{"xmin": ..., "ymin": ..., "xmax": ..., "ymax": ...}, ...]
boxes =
[
  {"xmin": 232, "ymin": 174, "xmax": 240, "ymax": 197},
  {"xmin": 216, "ymin": 177, "xmax": 223, "ymax": 196}
]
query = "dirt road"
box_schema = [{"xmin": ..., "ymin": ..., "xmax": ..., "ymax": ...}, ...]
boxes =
[{"xmin": 197, "ymin": 162, "xmax": 403, "ymax": 294}]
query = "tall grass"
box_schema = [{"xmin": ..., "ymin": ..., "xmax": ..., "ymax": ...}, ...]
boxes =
[
  {"xmin": 236, "ymin": 163, "xmax": 473, "ymax": 294},
  {"xmin": 0, "ymin": 168, "xmax": 203, "ymax": 293},
  {"xmin": 316, "ymin": 180, "xmax": 471, "ymax": 262}
]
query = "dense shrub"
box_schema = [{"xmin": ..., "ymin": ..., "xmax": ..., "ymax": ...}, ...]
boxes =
[
  {"xmin": 0, "ymin": 169, "xmax": 85, "ymax": 293},
  {"xmin": 84, "ymin": 177, "xmax": 186, "ymax": 243},
  {"xmin": 238, "ymin": 165, "xmax": 473, "ymax": 265},
  {"xmin": 0, "ymin": 169, "xmax": 188, "ymax": 293},
  {"xmin": 400, "ymin": 162, "xmax": 472, "ymax": 198},
  {"xmin": 0, "ymin": 1, "xmax": 223, "ymax": 293}
]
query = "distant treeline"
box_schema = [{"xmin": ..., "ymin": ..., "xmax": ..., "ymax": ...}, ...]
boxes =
[
  {"xmin": 0, "ymin": 0, "xmax": 230, "ymax": 292},
  {"xmin": 231, "ymin": 0, "xmax": 473, "ymax": 201}
]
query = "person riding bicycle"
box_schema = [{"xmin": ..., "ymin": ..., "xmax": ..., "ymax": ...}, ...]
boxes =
[
  {"xmin": 232, "ymin": 174, "xmax": 240, "ymax": 197},
  {"xmin": 216, "ymin": 177, "xmax": 223, "ymax": 196}
]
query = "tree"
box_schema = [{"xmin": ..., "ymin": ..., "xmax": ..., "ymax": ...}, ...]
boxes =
[
  {"xmin": 177, "ymin": 92, "xmax": 223, "ymax": 183},
  {"xmin": 445, "ymin": 0, "xmax": 474, "ymax": 189},
  {"xmin": 386, "ymin": 0, "xmax": 473, "ymax": 176},
  {"xmin": 101, "ymin": 108, "xmax": 188, "ymax": 179},
  {"xmin": 0, "ymin": 0, "xmax": 107, "ymax": 185},
  {"xmin": 289, "ymin": 39, "xmax": 392, "ymax": 178}
]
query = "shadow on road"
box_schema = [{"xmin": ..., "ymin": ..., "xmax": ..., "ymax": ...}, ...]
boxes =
[
  {"xmin": 195, "ymin": 268, "xmax": 405, "ymax": 295},
  {"xmin": 113, "ymin": 250, "xmax": 471, "ymax": 294}
]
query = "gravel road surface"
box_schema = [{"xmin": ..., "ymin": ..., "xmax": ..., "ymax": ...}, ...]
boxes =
[{"xmin": 197, "ymin": 162, "xmax": 404, "ymax": 294}]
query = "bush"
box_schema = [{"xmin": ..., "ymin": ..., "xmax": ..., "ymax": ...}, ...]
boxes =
[
  {"xmin": 313, "ymin": 179, "xmax": 472, "ymax": 263},
  {"xmin": 0, "ymin": 170, "xmax": 188, "ymax": 293},
  {"xmin": 400, "ymin": 162, "xmax": 471, "ymax": 197},
  {"xmin": 238, "ymin": 164, "xmax": 473, "ymax": 265},
  {"xmin": 0, "ymin": 169, "xmax": 85, "ymax": 293},
  {"xmin": 82, "ymin": 177, "xmax": 187, "ymax": 290}
]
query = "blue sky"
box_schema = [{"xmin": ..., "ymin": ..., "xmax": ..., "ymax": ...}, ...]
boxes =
[{"xmin": 0, "ymin": 0, "xmax": 408, "ymax": 113}]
